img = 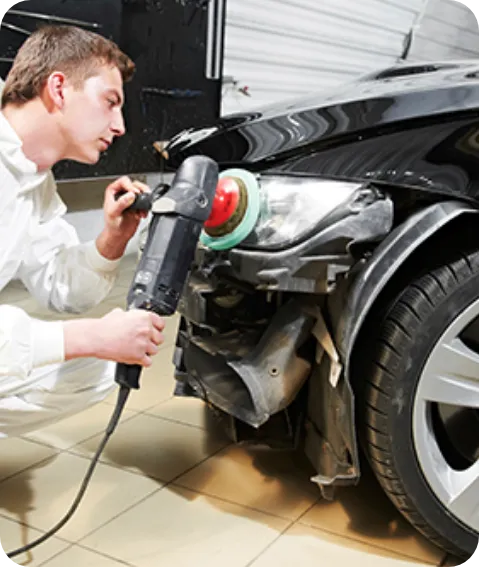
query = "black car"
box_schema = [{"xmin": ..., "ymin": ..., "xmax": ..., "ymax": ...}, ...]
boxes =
[{"xmin": 161, "ymin": 60, "xmax": 479, "ymax": 559}]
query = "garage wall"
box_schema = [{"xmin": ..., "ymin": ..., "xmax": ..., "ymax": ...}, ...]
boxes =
[
  {"xmin": 221, "ymin": 0, "xmax": 479, "ymax": 116},
  {"xmin": 408, "ymin": 0, "xmax": 479, "ymax": 60}
]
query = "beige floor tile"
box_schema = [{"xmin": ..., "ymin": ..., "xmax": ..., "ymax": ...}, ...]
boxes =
[
  {"xmin": 0, "ymin": 282, "xmax": 29, "ymax": 304},
  {"xmin": 0, "ymin": 279, "xmax": 27, "ymax": 290},
  {"xmin": 40, "ymin": 544, "xmax": 127, "ymax": 566},
  {"xmin": 22, "ymin": 402, "xmax": 138, "ymax": 451},
  {"xmin": 112, "ymin": 278, "xmax": 133, "ymax": 291},
  {"xmin": 105, "ymin": 285, "xmax": 130, "ymax": 304},
  {"xmin": 160, "ymin": 314, "xmax": 180, "ymax": 345},
  {"xmin": 114, "ymin": 267, "xmax": 137, "ymax": 290},
  {"xmin": 103, "ymin": 347, "xmax": 176, "ymax": 411},
  {"xmin": 0, "ymin": 438, "xmax": 57, "ymax": 482},
  {"xmin": 0, "ymin": 452, "xmax": 162, "ymax": 543},
  {"xmin": 10, "ymin": 296, "xmax": 47, "ymax": 317},
  {"xmin": 0, "ymin": 515, "xmax": 69, "ymax": 567},
  {"xmin": 299, "ymin": 467, "xmax": 444, "ymax": 564},
  {"xmin": 72, "ymin": 413, "xmax": 229, "ymax": 482},
  {"xmin": 80, "ymin": 485, "xmax": 289, "ymax": 567},
  {"xmin": 175, "ymin": 445, "xmax": 320, "ymax": 521},
  {"xmin": 145, "ymin": 396, "xmax": 219, "ymax": 429},
  {"xmin": 249, "ymin": 524, "xmax": 434, "ymax": 567}
]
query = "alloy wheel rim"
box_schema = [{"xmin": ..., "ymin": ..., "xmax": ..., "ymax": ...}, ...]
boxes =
[{"xmin": 413, "ymin": 298, "xmax": 479, "ymax": 532}]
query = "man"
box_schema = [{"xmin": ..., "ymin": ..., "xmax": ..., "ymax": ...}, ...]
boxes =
[{"xmin": 0, "ymin": 25, "xmax": 165, "ymax": 437}]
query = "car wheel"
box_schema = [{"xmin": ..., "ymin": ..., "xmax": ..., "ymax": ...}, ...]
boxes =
[{"xmin": 359, "ymin": 249, "xmax": 479, "ymax": 558}]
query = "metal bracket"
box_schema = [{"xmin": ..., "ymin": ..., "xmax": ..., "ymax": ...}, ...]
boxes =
[{"xmin": 304, "ymin": 304, "xmax": 343, "ymax": 388}]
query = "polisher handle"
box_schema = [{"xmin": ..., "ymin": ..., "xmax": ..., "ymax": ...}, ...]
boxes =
[
  {"xmin": 115, "ymin": 190, "xmax": 153, "ymax": 212},
  {"xmin": 114, "ymin": 363, "xmax": 142, "ymax": 390}
]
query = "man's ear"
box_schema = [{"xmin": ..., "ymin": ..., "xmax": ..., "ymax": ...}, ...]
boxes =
[{"xmin": 45, "ymin": 72, "xmax": 67, "ymax": 109}]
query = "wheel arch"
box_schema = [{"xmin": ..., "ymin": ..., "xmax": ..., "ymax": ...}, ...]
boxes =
[
  {"xmin": 337, "ymin": 200, "xmax": 479, "ymax": 382},
  {"xmin": 323, "ymin": 200, "xmax": 479, "ymax": 486}
]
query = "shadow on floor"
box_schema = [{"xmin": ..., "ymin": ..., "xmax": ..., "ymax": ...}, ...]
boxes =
[
  {"xmin": 0, "ymin": 453, "xmax": 59, "ymax": 561},
  {"xmin": 96, "ymin": 401, "xmax": 448, "ymax": 562},
  {"xmin": 315, "ymin": 459, "xmax": 418, "ymax": 539}
]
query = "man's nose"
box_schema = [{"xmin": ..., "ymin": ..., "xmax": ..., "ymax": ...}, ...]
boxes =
[{"xmin": 111, "ymin": 110, "xmax": 126, "ymax": 137}]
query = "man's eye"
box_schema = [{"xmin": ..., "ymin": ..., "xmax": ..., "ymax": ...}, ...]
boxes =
[{"xmin": 107, "ymin": 99, "xmax": 116, "ymax": 107}]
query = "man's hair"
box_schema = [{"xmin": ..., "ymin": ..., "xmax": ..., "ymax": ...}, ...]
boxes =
[{"xmin": 1, "ymin": 25, "xmax": 135, "ymax": 107}]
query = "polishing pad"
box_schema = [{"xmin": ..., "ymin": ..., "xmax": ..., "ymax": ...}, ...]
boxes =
[{"xmin": 200, "ymin": 168, "xmax": 261, "ymax": 250}]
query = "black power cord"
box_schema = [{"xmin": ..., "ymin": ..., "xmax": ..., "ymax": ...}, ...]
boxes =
[{"xmin": 7, "ymin": 385, "xmax": 131, "ymax": 559}]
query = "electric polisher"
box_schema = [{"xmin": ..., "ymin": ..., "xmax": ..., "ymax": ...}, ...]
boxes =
[{"xmin": 121, "ymin": 167, "xmax": 262, "ymax": 251}]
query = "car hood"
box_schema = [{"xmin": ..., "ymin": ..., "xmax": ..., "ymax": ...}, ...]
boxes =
[{"xmin": 166, "ymin": 60, "xmax": 479, "ymax": 169}]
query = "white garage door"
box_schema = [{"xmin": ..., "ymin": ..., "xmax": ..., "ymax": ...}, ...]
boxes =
[
  {"xmin": 221, "ymin": 0, "xmax": 479, "ymax": 116},
  {"xmin": 408, "ymin": 0, "xmax": 479, "ymax": 60}
]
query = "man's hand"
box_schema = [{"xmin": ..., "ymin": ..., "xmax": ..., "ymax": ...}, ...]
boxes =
[
  {"xmin": 63, "ymin": 308, "xmax": 165, "ymax": 367},
  {"xmin": 96, "ymin": 176, "xmax": 151, "ymax": 260}
]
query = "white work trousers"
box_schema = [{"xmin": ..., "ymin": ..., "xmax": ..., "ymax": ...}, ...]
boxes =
[{"xmin": 0, "ymin": 358, "xmax": 115, "ymax": 438}]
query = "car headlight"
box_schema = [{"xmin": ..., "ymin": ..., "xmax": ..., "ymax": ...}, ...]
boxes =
[{"xmin": 239, "ymin": 175, "xmax": 366, "ymax": 251}]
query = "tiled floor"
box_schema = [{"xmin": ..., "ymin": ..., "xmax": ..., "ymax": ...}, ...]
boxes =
[{"xmin": 0, "ymin": 254, "xmax": 468, "ymax": 566}]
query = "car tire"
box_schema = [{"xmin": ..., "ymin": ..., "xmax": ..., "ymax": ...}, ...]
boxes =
[{"xmin": 358, "ymin": 249, "xmax": 479, "ymax": 559}]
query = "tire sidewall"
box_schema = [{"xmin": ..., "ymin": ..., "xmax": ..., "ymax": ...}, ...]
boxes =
[{"xmin": 386, "ymin": 274, "xmax": 479, "ymax": 556}]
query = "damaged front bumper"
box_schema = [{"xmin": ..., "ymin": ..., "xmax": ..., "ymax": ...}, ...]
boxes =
[
  {"xmin": 178, "ymin": 294, "xmax": 315, "ymax": 428},
  {"xmin": 172, "ymin": 182, "xmax": 394, "ymax": 487}
]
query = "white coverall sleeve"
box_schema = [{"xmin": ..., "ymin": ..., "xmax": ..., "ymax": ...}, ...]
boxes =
[
  {"xmin": 0, "ymin": 305, "xmax": 64, "ymax": 396},
  {"xmin": 16, "ymin": 173, "xmax": 122, "ymax": 314}
]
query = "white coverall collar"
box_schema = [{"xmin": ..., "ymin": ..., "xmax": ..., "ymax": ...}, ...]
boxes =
[{"xmin": 0, "ymin": 110, "xmax": 40, "ymax": 178}]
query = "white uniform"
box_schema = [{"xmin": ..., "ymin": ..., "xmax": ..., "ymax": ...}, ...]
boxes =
[{"xmin": 0, "ymin": 111, "xmax": 121, "ymax": 437}]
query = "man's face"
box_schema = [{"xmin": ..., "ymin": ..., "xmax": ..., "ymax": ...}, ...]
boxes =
[{"xmin": 60, "ymin": 65, "xmax": 126, "ymax": 164}]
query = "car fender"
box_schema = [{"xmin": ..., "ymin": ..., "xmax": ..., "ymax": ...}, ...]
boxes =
[
  {"xmin": 336, "ymin": 199, "xmax": 479, "ymax": 377},
  {"xmin": 307, "ymin": 200, "xmax": 479, "ymax": 487}
]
